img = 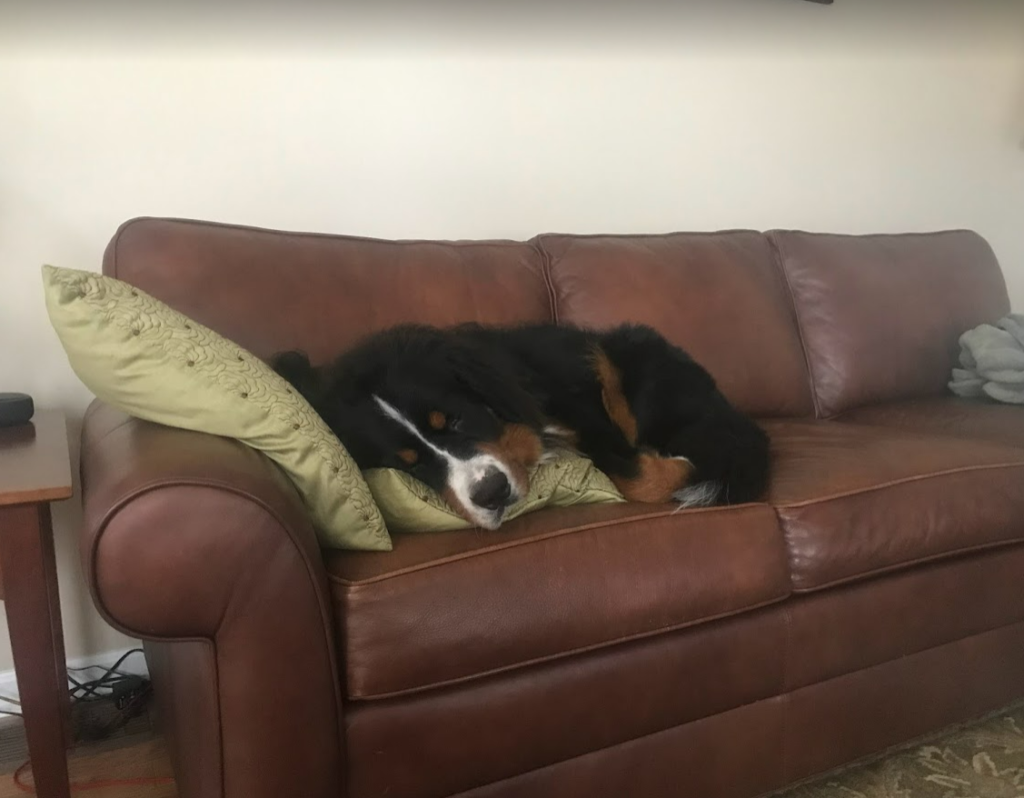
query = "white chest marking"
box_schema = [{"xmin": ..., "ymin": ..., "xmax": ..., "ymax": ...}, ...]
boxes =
[{"xmin": 373, "ymin": 396, "xmax": 515, "ymax": 529}]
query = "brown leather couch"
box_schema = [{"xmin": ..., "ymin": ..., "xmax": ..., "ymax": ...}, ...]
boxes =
[{"xmin": 79, "ymin": 218, "xmax": 1024, "ymax": 798}]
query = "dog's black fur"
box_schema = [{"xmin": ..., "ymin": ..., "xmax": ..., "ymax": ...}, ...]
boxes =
[{"xmin": 273, "ymin": 322, "xmax": 770, "ymax": 528}]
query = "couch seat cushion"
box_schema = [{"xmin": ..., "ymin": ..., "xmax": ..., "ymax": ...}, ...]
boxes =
[
  {"xmin": 766, "ymin": 419, "xmax": 1024, "ymax": 592},
  {"xmin": 326, "ymin": 501, "xmax": 789, "ymax": 699},
  {"xmin": 837, "ymin": 397, "xmax": 1024, "ymax": 449}
]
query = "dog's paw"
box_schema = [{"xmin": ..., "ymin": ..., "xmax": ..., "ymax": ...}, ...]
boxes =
[{"xmin": 672, "ymin": 481, "xmax": 721, "ymax": 508}]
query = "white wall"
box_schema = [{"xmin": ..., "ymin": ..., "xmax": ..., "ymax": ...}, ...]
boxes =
[{"xmin": 1, "ymin": 1, "xmax": 1022, "ymax": 669}]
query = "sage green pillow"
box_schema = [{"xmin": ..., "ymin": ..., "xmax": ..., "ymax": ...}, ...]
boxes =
[
  {"xmin": 43, "ymin": 265, "xmax": 626, "ymax": 545},
  {"xmin": 365, "ymin": 453, "xmax": 624, "ymax": 533},
  {"xmin": 42, "ymin": 264, "xmax": 391, "ymax": 551}
]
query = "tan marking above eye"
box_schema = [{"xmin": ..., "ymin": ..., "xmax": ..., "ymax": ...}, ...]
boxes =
[
  {"xmin": 496, "ymin": 423, "xmax": 544, "ymax": 468},
  {"xmin": 478, "ymin": 423, "xmax": 542, "ymax": 499},
  {"xmin": 428, "ymin": 411, "xmax": 447, "ymax": 430},
  {"xmin": 398, "ymin": 448, "xmax": 419, "ymax": 465}
]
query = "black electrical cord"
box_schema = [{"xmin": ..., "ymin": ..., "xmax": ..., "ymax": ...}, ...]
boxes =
[
  {"xmin": 67, "ymin": 648, "xmax": 146, "ymax": 704},
  {"xmin": 0, "ymin": 649, "xmax": 149, "ymax": 729}
]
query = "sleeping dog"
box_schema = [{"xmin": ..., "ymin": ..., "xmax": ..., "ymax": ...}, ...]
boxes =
[{"xmin": 272, "ymin": 322, "xmax": 770, "ymax": 530}]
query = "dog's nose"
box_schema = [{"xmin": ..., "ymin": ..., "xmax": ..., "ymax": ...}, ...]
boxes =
[{"xmin": 470, "ymin": 469, "xmax": 512, "ymax": 511}]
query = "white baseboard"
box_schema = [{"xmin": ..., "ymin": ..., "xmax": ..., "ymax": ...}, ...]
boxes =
[{"xmin": 0, "ymin": 647, "xmax": 149, "ymax": 708}]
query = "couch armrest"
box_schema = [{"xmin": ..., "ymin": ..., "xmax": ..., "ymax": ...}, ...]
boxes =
[{"xmin": 80, "ymin": 400, "xmax": 344, "ymax": 798}]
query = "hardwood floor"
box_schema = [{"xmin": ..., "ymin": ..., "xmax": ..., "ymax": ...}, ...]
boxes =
[
  {"xmin": 0, "ymin": 697, "xmax": 177, "ymax": 798},
  {"xmin": 0, "ymin": 734, "xmax": 177, "ymax": 798}
]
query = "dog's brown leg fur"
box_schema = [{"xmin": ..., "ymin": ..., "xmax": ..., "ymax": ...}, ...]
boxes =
[
  {"xmin": 591, "ymin": 347, "xmax": 639, "ymax": 446},
  {"xmin": 611, "ymin": 453, "xmax": 694, "ymax": 504}
]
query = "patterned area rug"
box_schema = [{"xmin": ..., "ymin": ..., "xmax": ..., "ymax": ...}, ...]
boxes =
[{"xmin": 775, "ymin": 703, "xmax": 1024, "ymax": 797}]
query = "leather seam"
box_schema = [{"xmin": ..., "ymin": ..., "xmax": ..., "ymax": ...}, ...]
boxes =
[
  {"xmin": 786, "ymin": 569, "xmax": 1024, "ymax": 690},
  {"xmin": 532, "ymin": 228, "xmax": 763, "ymax": 241},
  {"xmin": 444, "ymin": 693, "xmax": 786, "ymax": 798},
  {"xmin": 108, "ymin": 217, "xmax": 149, "ymax": 280},
  {"xmin": 770, "ymin": 228, "xmax": 980, "ymax": 242},
  {"xmin": 137, "ymin": 638, "xmax": 227, "ymax": 792},
  {"xmin": 110, "ymin": 215, "xmax": 536, "ymax": 250},
  {"xmin": 780, "ymin": 589, "xmax": 794, "ymax": 695},
  {"xmin": 775, "ymin": 461, "xmax": 1024, "ymax": 508},
  {"xmin": 785, "ymin": 618, "xmax": 1024, "ymax": 691},
  {"xmin": 79, "ymin": 411, "xmax": 134, "ymax": 450},
  {"xmin": 446, "ymin": 618, "xmax": 1020, "ymax": 798},
  {"xmin": 93, "ymin": 478, "xmax": 331, "ymax": 636},
  {"xmin": 328, "ymin": 503, "xmax": 770, "ymax": 586},
  {"xmin": 531, "ymin": 235, "xmax": 559, "ymax": 324},
  {"xmin": 780, "ymin": 603, "xmax": 792, "ymax": 782},
  {"xmin": 767, "ymin": 231, "xmax": 823, "ymax": 419},
  {"xmin": 88, "ymin": 477, "xmax": 347, "ymax": 767},
  {"xmin": 344, "ymin": 593, "xmax": 790, "ymax": 701},
  {"xmin": 210, "ymin": 639, "xmax": 226, "ymax": 798},
  {"xmin": 789, "ymin": 537, "xmax": 1024, "ymax": 594},
  {"xmin": 780, "ymin": 689, "xmax": 794, "ymax": 783},
  {"xmin": 777, "ymin": 511, "xmax": 795, "ymax": 782},
  {"xmin": 776, "ymin": 622, "xmax": 1024, "ymax": 782}
]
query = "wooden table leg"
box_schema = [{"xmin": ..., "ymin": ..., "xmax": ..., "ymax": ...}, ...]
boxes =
[{"xmin": 0, "ymin": 503, "xmax": 71, "ymax": 798}]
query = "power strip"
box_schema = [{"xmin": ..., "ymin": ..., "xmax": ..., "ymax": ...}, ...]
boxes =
[{"xmin": 0, "ymin": 647, "xmax": 149, "ymax": 707}]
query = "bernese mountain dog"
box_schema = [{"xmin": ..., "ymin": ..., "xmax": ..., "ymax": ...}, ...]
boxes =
[{"xmin": 272, "ymin": 322, "xmax": 770, "ymax": 530}]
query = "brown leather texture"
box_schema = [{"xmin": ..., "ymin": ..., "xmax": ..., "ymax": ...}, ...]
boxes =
[
  {"xmin": 329, "ymin": 502, "xmax": 788, "ymax": 699},
  {"xmin": 78, "ymin": 219, "xmax": 1024, "ymax": 798},
  {"xmin": 784, "ymin": 621, "xmax": 1024, "ymax": 785},
  {"xmin": 538, "ymin": 232, "xmax": 813, "ymax": 417},
  {"xmin": 345, "ymin": 609, "xmax": 784, "ymax": 798},
  {"xmin": 766, "ymin": 419, "xmax": 1024, "ymax": 591},
  {"xmin": 80, "ymin": 402, "xmax": 345, "ymax": 798},
  {"xmin": 145, "ymin": 641, "xmax": 222, "ymax": 798},
  {"xmin": 784, "ymin": 544, "xmax": 1024, "ymax": 690},
  {"xmin": 411, "ymin": 698, "xmax": 786, "ymax": 798},
  {"xmin": 838, "ymin": 396, "xmax": 1024, "ymax": 448},
  {"xmin": 105, "ymin": 217, "xmax": 552, "ymax": 363},
  {"xmin": 771, "ymin": 229, "xmax": 1010, "ymax": 418},
  {"xmin": 420, "ymin": 621, "xmax": 1024, "ymax": 798}
]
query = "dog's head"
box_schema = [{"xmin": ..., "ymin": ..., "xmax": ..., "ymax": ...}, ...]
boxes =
[{"xmin": 275, "ymin": 325, "xmax": 548, "ymax": 529}]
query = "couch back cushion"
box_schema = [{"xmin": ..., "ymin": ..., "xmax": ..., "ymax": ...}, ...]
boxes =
[
  {"xmin": 770, "ymin": 230, "xmax": 1010, "ymax": 418},
  {"xmin": 538, "ymin": 231, "xmax": 814, "ymax": 417},
  {"xmin": 104, "ymin": 217, "xmax": 553, "ymax": 363}
]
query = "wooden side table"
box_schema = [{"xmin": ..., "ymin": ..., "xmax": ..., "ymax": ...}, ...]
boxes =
[{"xmin": 0, "ymin": 410, "xmax": 72, "ymax": 798}]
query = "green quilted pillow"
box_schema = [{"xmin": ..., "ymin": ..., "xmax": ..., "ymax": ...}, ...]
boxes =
[
  {"xmin": 42, "ymin": 265, "xmax": 390, "ymax": 551},
  {"xmin": 365, "ymin": 453, "xmax": 624, "ymax": 533},
  {"xmin": 43, "ymin": 265, "xmax": 626, "ymax": 545}
]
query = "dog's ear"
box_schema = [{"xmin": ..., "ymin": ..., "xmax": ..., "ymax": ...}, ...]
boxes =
[{"xmin": 448, "ymin": 342, "xmax": 543, "ymax": 428}]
